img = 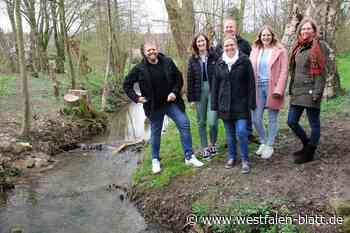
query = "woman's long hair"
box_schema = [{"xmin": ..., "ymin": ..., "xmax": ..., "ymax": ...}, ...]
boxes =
[
  {"xmin": 253, "ymin": 25, "xmax": 278, "ymax": 49},
  {"xmin": 191, "ymin": 33, "xmax": 210, "ymax": 56},
  {"xmin": 290, "ymin": 18, "xmax": 325, "ymax": 76}
]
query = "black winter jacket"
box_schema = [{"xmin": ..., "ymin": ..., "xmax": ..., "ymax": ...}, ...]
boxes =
[
  {"xmin": 187, "ymin": 49, "xmax": 218, "ymax": 102},
  {"xmin": 123, "ymin": 54, "xmax": 185, "ymax": 118},
  {"xmin": 211, "ymin": 52, "xmax": 256, "ymax": 120},
  {"xmin": 214, "ymin": 35, "xmax": 252, "ymax": 57}
]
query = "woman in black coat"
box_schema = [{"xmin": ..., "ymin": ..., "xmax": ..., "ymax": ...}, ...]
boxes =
[
  {"xmin": 187, "ymin": 33, "xmax": 218, "ymax": 159},
  {"xmin": 211, "ymin": 35, "xmax": 256, "ymax": 174}
]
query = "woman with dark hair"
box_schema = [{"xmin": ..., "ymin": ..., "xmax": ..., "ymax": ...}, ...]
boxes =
[
  {"xmin": 249, "ymin": 25, "xmax": 288, "ymax": 159},
  {"xmin": 287, "ymin": 18, "xmax": 329, "ymax": 164},
  {"xmin": 211, "ymin": 35, "xmax": 256, "ymax": 174},
  {"xmin": 187, "ymin": 33, "xmax": 218, "ymax": 160}
]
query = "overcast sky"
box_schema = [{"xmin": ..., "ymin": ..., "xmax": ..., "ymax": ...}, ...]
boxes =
[
  {"xmin": 0, "ymin": 1, "xmax": 12, "ymax": 32},
  {"xmin": 0, "ymin": 0, "xmax": 168, "ymax": 33}
]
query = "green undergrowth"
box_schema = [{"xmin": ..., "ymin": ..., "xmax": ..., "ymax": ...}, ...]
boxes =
[
  {"xmin": 0, "ymin": 75, "xmax": 17, "ymax": 97},
  {"xmin": 192, "ymin": 200, "xmax": 308, "ymax": 233},
  {"xmin": 0, "ymin": 71, "xmax": 116, "ymax": 114},
  {"xmin": 337, "ymin": 53, "xmax": 350, "ymax": 91}
]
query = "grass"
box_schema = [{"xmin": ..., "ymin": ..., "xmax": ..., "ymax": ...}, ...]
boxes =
[
  {"xmin": 0, "ymin": 71, "xmax": 109, "ymax": 114},
  {"xmin": 132, "ymin": 105, "xmax": 258, "ymax": 190},
  {"xmin": 0, "ymin": 75, "xmax": 17, "ymax": 97},
  {"xmin": 132, "ymin": 105, "xmax": 213, "ymax": 189},
  {"xmin": 337, "ymin": 53, "xmax": 350, "ymax": 91}
]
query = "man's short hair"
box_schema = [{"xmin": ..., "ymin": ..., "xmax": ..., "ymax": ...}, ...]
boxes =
[
  {"xmin": 140, "ymin": 37, "xmax": 159, "ymax": 57},
  {"xmin": 223, "ymin": 17, "xmax": 237, "ymax": 26}
]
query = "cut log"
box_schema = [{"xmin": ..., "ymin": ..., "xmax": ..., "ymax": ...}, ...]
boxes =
[{"xmin": 113, "ymin": 139, "xmax": 145, "ymax": 154}]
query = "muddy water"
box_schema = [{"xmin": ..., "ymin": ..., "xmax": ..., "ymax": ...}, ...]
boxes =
[{"xmin": 0, "ymin": 103, "xmax": 171, "ymax": 233}]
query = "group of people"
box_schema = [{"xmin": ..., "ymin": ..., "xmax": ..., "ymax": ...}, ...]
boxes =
[{"xmin": 123, "ymin": 16, "xmax": 328, "ymax": 175}]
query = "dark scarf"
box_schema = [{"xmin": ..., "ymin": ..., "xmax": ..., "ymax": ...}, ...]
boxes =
[{"xmin": 290, "ymin": 35, "xmax": 326, "ymax": 76}]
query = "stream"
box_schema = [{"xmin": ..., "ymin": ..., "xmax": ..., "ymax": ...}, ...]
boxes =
[{"xmin": 0, "ymin": 102, "xmax": 170, "ymax": 233}]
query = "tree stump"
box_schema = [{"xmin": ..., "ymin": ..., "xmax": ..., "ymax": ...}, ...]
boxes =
[{"xmin": 63, "ymin": 89, "xmax": 95, "ymax": 118}]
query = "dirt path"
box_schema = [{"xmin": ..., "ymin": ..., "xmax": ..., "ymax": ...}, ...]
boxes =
[{"xmin": 133, "ymin": 111, "xmax": 350, "ymax": 233}]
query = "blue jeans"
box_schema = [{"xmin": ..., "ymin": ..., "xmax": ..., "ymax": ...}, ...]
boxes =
[
  {"xmin": 223, "ymin": 119, "xmax": 249, "ymax": 161},
  {"xmin": 287, "ymin": 105, "xmax": 321, "ymax": 147},
  {"xmin": 149, "ymin": 104, "xmax": 193, "ymax": 160},
  {"xmin": 252, "ymin": 82, "xmax": 279, "ymax": 146},
  {"xmin": 195, "ymin": 81, "xmax": 218, "ymax": 149},
  {"xmin": 247, "ymin": 114, "xmax": 253, "ymax": 136}
]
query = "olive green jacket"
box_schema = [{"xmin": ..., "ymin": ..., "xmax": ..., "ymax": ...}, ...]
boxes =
[{"xmin": 289, "ymin": 40, "xmax": 329, "ymax": 109}]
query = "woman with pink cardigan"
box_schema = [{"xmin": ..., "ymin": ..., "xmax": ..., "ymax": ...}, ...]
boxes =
[{"xmin": 250, "ymin": 26, "xmax": 288, "ymax": 159}]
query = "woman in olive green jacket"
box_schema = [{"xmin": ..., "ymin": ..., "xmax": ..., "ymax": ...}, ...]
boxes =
[{"xmin": 287, "ymin": 18, "xmax": 328, "ymax": 164}]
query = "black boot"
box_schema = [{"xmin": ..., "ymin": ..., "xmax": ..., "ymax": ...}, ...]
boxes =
[
  {"xmin": 293, "ymin": 140, "xmax": 310, "ymax": 156},
  {"xmin": 294, "ymin": 144, "xmax": 316, "ymax": 164},
  {"xmin": 293, "ymin": 145, "xmax": 307, "ymax": 156}
]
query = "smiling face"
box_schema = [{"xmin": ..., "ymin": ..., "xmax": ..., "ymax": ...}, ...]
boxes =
[
  {"xmin": 300, "ymin": 22, "xmax": 316, "ymax": 40},
  {"xmin": 260, "ymin": 28, "xmax": 273, "ymax": 47},
  {"xmin": 143, "ymin": 42, "xmax": 158, "ymax": 63},
  {"xmin": 196, "ymin": 35, "xmax": 207, "ymax": 53},
  {"xmin": 223, "ymin": 38, "xmax": 237, "ymax": 58},
  {"xmin": 224, "ymin": 19, "xmax": 237, "ymax": 37}
]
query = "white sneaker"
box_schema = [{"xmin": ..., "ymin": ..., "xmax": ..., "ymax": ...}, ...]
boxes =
[
  {"xmin": 152, "ymin": 159, "xmax": 161, "ymax": 174},
  {"xmin": 261, "ymin": 145, "xmax": 274, "ymax": 159},
  {"xmin": 185, "ymin": 155, "xmax": 204, "ymax": 167},
  {"xmin": 255, "ymin": 144, "xmax": 266, "ymax": 155}
]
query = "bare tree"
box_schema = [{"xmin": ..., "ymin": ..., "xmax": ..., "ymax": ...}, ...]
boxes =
[
  {"xmin": 164, "ymin": 0, "xmax": 195, "ymax": 90},
  {"xmin": 101, "ymin": 0, "xmax": 113, "ymax": 110},
  {"xmin": 59, "ymin": 0, "xmax": 76, "ymax": 88},
  {"xmin": 0, "ymin": 28, "xmax": 17, "ymax": 72},
  {"xmin": 14, "ymin": 0, "xmax": 31, "ymax": 135},
  {"xmin": 50, "ymin": 0, "xmax": 65, "ymax": 73},
  {"xmin": 257, "ymin": 0, "xmax": 290, "ymax": 36},
  {"xmin": 238, "ymin": 0, "xmax": 246, "ymax": 32},
  {"xmin": 5, "ymin": 0, "xmax": 19, "ymax": 72}
]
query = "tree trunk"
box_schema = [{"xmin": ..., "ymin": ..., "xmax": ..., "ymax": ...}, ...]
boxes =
[
  {"xmin": 59, "ymin": 0, "xmax": 76, "ymax": 89},
  {"xmin": 50, "ymin": 0, "xmax": 65, "ymax": 73},
  {"xmin": 164, "ymin": 0, "xmax": 195, "ymax": 92},
  {"xmin": 238, "ymin": 0, "xmax": 246, "ymax": 32},
  {"xmin": 96, "ymin": 0, "xmax": 107, "ymax": 53},
  {"xmin": 6, "ymin": 0, "xmax": 19, "ymax": 72},
  {"xmin": 101, "ymin": 0, "xmax": 113, "ymax": 111},
  {"xmin": 38, "ymin": 0, "xmax": 50, "ymax": 72},
  {"xmin": 281, "ymin": 0, "xmax": 342, "ymax": 98},
  {"xmin": 15, "ymin": 0, "xmax": 31, "ymax": 136},
  {"xmin": 23, "ymin": 0, "xmax": 40, "ymax": 74}
]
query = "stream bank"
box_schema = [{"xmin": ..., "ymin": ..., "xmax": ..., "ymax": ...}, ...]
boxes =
[{"xmin": 1, "ymin": 102, "xmax": 173, "ymax": 233}]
